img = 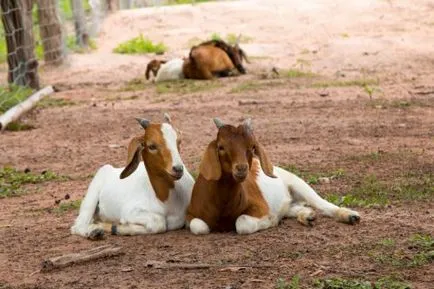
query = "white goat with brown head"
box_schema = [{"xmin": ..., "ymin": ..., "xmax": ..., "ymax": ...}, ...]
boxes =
[
  {"xmin": 71, "ymin": 114, "xmax": 194, "ymax": 238},
  {"xmin": 186, "ymin": 118, "xmax": 360, "ymax": 235}
]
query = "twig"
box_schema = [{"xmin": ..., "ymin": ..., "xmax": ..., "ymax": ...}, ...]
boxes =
[
  {"xmin": 145, "ymin": 261, "xmax": 273, "ymax": 270},
  {"xmin": 40, "ymin": 245, "xmax": 123, "ymax": 272}
]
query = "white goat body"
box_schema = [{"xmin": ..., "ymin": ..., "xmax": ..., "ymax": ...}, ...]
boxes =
[{"xmin": 155, "ymin": 58, "xmax": 184, "ymax": 82}]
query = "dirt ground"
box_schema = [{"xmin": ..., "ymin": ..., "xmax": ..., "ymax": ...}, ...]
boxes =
[{"xmin": 1, "ymin": 0, "xmax": 433, "ymax": 288}]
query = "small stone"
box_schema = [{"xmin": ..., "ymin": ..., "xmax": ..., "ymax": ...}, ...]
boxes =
[
  {"xmin": 318, "ymin": 177, "xmax": 330, "ymax": 184},
  {"xmin": 64, "ymin": 194, "xmax": 70, "ymax": 200}
]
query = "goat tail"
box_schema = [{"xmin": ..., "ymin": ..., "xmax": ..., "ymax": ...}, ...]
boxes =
[{"xmin": 70, "ymin": 165, "xmax": 110, "ymax": 237}]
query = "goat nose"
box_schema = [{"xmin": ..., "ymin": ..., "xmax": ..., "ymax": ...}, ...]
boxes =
[
  {"xmin": 172, "ymin": 165, "xmax": 184, "ymax": 174},
  {"xmin": 235, "ymin": 164, "xmax": 248, "ymax": 173}
]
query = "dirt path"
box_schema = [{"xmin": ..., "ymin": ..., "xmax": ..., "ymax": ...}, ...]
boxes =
[{"xmin": 1, "ymin": 1, "xmax": 433, "ymax": 288}]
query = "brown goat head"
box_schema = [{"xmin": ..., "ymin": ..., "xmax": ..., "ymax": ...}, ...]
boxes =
[
  {"xmin": 120, "ymin": 113, "xmax": 184, "ymax": 182},
  {"xmin": 145, "ymin": 59, "xmax": 167, "ymax": 80},
  {"xmin": 199, "ymin": 118, "xmax": 275, "ymax": 182}
]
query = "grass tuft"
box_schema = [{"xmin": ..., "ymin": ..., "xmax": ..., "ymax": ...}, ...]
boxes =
[
  {"xmin": 54, "ymin": 199, "xmax": 82, "ymax": 214},
  {"xmin": 0, "ymin": 85, "xmax": 34, "ymax": 113},
  {"xmin": 0, "ymin": 167, "xmax": 65, "ymax": 198},
  {"xmin": 5, "ymin": 121, "xmax": 35, "ymax": 131},
  {"xmin": 315, "ymin": 277, "xmax": 410, "ymax": 289},
  {"xmin": 36, "ymin": 97, "xmax": 76, "ymax": 109},
  {"xmin": 113, "ymin": 34, "xmax": 167, "ymax": 55},
  {"xmin": 66, "ymin": 35, "xmax": 97, "ymax": 53},
  {"xmin": 276, "ymin": 275, "xmax": 300, "ymax": 289},
  {"xmin": 156, "ymin": 79, "xmax": 222, "ymax": 94}
]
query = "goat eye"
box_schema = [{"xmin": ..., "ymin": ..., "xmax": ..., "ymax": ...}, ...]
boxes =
[
  {"xmin": 251, "ymin": 146, "xmax": 256, "ymax": 154},
  {"xmin": 148, "ymin": 144, "xmax": 157, "ymax": 151},
  {"xmin": 218, "ymin": 145, "xmax": 224, "ymax": 151}
]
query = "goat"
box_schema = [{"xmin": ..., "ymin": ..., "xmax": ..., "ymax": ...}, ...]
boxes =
[
  {"xmin": 183, "ymin": 38, "xmax": 250, "ymax": 80},
  {"xmin": 145, "ymin": 59, "xmax": 167, "ymax": 81},
  {"xmin": 186, "ymin": 118, "xmax": 360, "ymax": 235},
  {"xmin": 71, "ymin": 113, "xmax": 194, "ymax": 238}
]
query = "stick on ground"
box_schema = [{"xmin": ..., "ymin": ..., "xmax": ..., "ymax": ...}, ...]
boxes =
[
  {"xmin": 41, "ymin": 245, "xmax": 123, "ymax": 272},
  {"xmin": 0, "ymin": 85, "xmax": 54, "ymax": 130}
]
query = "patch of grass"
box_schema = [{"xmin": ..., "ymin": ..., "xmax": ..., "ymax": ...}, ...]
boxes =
[
  {"xmin": 59, "ymin": 0, "xmax": 91, "ymax": 20},
  {"xmin": 279, "ymin": 164, "xmax": 345, "ymax": 185},
  {"xmin": 0, "ymin": 36, "xmax": 6, "ymax": 64},
  {"xmin": 121, "ymin": 78, "xmax": 151, "ymax": 91},
  {"xmin": 315, "ymin": 277, "xmax": 410, "ymax": 289},
  {"xmin": 5, "ymin": 121, "xmax": 35, "ymax": 131},
  {"xmin": 230, "ymin": 80, "xmax": 285, "ymax": 93},
  {"xmin": 53, "ymin": 199, "xmax": 82, "ymax": 214},
  {"xmin": 285, "ymin": 69, "xmax": 317, "ymax": 78},
  {"xmin": 210, "ymin": 32, "xmax": 222, "ymax": 41},
  {"xmin": 66, "ymin": 35, "xmax": 97, "ymax": 53},
  {"xmin": 36, "ymin": 97, "xmax": 76, "ymax": 109},
  {"xmin": 373, "ymin": 233, "xmax": 433, "ymax": 268},
  {"xmin": 0, "ymin": 167, "xmax": 64, "ymax": 198},
  {"xmin": 326, "ymin": 174, "xmax": 390, "ymax": 208},
  {"xmin": 225, "ymin": 33, "xmax": 253, "ymax": 44},
  {"xmin": 0, "ymin": 85, "xmax": 34, "ymax": 113},
  {"xmin": 379, "ymin": 238, "xmax": 396, "ymax": 247},
  {"xmin": 156, "ymin": 79, "xmax": 222, "ymax": 94},
  {"xmin": 311, "ymin": 78, "xmax": 379, "ymax": 88},
  {"xmin": 113, "ymin": 34, "xmax": 167, "ymax": 55},
  {"xmin": 276, "ymin": 275, "xmax": 300, "ymax": 289}
]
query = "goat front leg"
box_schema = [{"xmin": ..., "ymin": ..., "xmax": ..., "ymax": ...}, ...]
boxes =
[
  {"xmin": 166, "ymin": 214, "xmax": 185, "ymax": 231},
  {"xmin": 235, "ymin": 214, "xmax": 278, "ymax": 235}
]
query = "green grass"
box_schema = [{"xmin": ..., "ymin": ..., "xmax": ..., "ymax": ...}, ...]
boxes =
[
  {"xmin": 0, "ymin": 167, "xmax": 64, "ymax": 198},
  {"xmin": 285, "ymin": 69, "xmax": 317, "ymax": 78},
  {"xmin": 36, "ymin": 97, "xmax": 76, "ymax": 109},
  {"xmin": 279, "ymin": 164, "xmax": 345, "ymax": 185},
  {"xmin": 156, "ymin": 79, "xmax": 222, "ymax": 94},
  {"xmin": 0, "ymin": 85, "xmax": 34, "ymax": 113},
  {"xmin": 368, "ymin": 98, "xmax": 433, "ymax": 110},
  {"xmin": 5, "ymin": 121, "xmax": 35, "ymax": 131},
  {"xmin": 311, "ymin": 78, "xmax": 379, "ymax": 88},
  {"xmin": 113, "ymin": 34, "xmax": 167, "ymax": 55},
  {"xmin": 121, "ymin": 78, "xmax": 152, "ymax": 91},
  {"xmin": 315, "ymin": 277, "xmax": 410, "ymax": 289},
  {"xmin": 53, "ymin": 199, "xmax": 82, "ymax": 214},
  {"xmin": 372, "ymin": 233, "xmax": 433, "ymax": 268},
  {"xmin": 276, "ymin": 275, "xmax": 300, "ymax": 289},
  {"xmin": 326, "ymin": 172, "xmax": 433, "ymax": 208},
  {"xmin": 59, "ymin": 0, "xmax": 92, "ymax": 20},
  {"xmin": 230, "ymin": 80, "xmax": 286, "ymax": 93}
]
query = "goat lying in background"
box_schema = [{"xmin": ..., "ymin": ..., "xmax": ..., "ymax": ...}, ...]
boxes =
[
  {"xmin": 147, "ymin": 37, "xmax": 249, "ymax": 82},
  {"xmin": 71, "ymin": 114, "xmax": 194, "ymax": 238},
  {"xmin": 183, "ymin": 39, "xmax": 249, "ymax": 80},
  {"xmin": 186, "ymin": 118, "xmax": 360, "ymax": 235}
]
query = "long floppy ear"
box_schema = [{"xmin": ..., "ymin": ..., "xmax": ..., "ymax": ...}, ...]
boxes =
[
  {"xmin": 199, "ymin": 140, "xmax": 221, "ymax": 181},
  {"xmin": 120, "ymin": 136, "xmax": 144, "ymax": 179},
  {"xmin": 240, "ymin": 49, "xmax": 251, "ymax": 64},
  {"xmin": 255, "ymin": 142, "xmax": 276, "ymax": 178}
]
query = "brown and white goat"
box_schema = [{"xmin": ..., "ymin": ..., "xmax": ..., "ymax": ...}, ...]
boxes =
[
  {"xmin": 146, "ymin": 59, "xmax": 167, "ymax": 80},
  {"xmin": 71, "ymin": 114, "xmax": 194, "ymax": 238},
  {"xmin": 186, "ymin": 118, "xmax": 360, "ymax": 235},
  {"xmin": 183, "ymin": 39, "xmax": 249, "ymax": 80}
]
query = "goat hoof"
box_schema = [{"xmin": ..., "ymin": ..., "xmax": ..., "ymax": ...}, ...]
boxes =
[
  {"xmin": 88, "ymin": 228, "xmax": 105, "ymax": 240},
  {"xmin": 348, "ymin": 215, "xmax": 360, "ymax": 225},
  {"xmin": 307, "ymin": 215, "xmax": 316, "ymax": 227}
]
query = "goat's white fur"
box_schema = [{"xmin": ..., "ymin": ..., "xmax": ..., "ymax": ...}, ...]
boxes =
[
  {"xmin": 71, "ymin": 123, "xmax": 194, "ymax": 237},
  {"xmin": 191, "ymin": 159, "xmax": 360, "ymax": 235},
  {"xmin": 155, "ymin": 58, "xmax": 184, "ymax": 83}
]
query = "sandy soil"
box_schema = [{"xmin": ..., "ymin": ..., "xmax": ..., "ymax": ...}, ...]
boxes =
[{"xmin": 0, "ymin": 0, "xmax": 433, "ymax": 288}]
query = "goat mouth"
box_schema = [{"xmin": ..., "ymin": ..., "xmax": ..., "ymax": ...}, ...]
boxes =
[
  {"xmin": 233, "ymin": 173, "xmax": 247, "ymax": 182},
  {"xmin": 168, "ymin": 172, "xmax": 183, "ymax": 180}
]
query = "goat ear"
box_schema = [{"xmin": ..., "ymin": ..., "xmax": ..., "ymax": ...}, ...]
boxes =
[
  {"xmin": 163, "ymin": 113, "xmax": 172, "ymax": 124},
  {"xmin": 145, "ymin": 62, "xmax": 152, "ymax": 80},
  {"xmin": 240, "ymin": 49, "xmax": 251, "ymax": 64},
  {"xmin": 255, "ymin": 142, "xmax": 276, "ymax": 178},
  {"xmin": 199, "ymin": 140, "xmax": 221, "ymax": 181},
  {"xmin": 120, "ymin": 136, "xmax": 144, "ymax": 179}
]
